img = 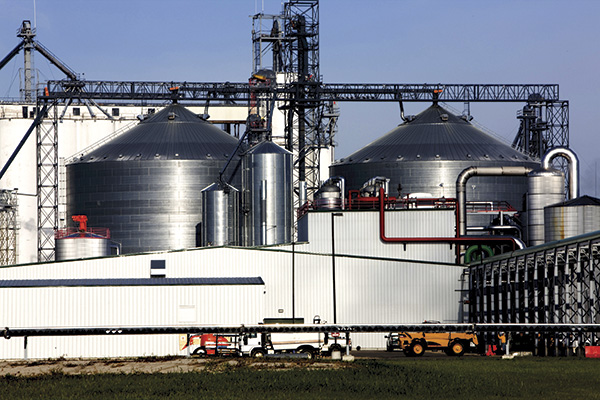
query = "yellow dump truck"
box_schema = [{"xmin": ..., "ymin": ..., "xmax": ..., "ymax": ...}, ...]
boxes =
[{"xmin": 386, "ymin": 331, "xmax": 479, "ymax": 357}]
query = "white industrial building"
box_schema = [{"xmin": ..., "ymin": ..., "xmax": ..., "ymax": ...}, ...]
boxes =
[{"xmin": 0, "ymin": 209, "xmax": 463, "ymax": 358}]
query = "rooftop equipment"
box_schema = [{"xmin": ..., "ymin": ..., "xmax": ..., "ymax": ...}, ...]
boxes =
[
  {"xmin": 330, "ymin": 104, "xmax": 540, "ymax": 228},
  {"xmin": 55, "ymin": 215, "xmax": 119, "ymax": 260},
  {"xmin": 544, "ymin": 196, "xmax": 600, "ymax": 242},
  {"xmin": 527, "ymin": 147, "xmax": 579, "ymax": 246}
]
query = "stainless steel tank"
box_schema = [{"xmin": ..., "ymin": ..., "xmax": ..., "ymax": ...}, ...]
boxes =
[
  {"xmin": 544, "ymin": 196, "xmax": 600, "ymax": 242},
  {"xmin": 66, "ymin": 104, "xmax": 240, "ymax": 254},
  {"xmin": 330, "ymin": 104, "xmax": 540, "ymax": 217},
  {"xmin": 55, "ymin": 232, "xmax": 119, "ymax": 260},
  {"xmin": 242, "ymin": 141, "xmax": 292, "ymax": 246},
  {"xmin": 527, "ymin": 168, "xmax": 565, "ymax": 246},
  {"xmin": 201, "ymin": 182, "xmax": 240, "ymax": 246},
  {"xmin": 314, "ymin": 184, "xmax": 341, "ymax": 209}
]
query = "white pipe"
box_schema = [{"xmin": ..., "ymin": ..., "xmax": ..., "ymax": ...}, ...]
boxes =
[
  {"xmin": 542, "ymin": 147, "xmax": 579, "ymax": 200},
  {"xmin": 456, "ymin": 166, "xmax": 533, "ymax": 237}
]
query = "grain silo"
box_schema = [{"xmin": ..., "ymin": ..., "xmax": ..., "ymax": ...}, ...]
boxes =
[
  {"xmin": 330, "ymin": 103, "xmax": 540, "ymax": 225},
  {"xmin": 66, "ymin": 104, "xmax": 240, "ymax": 254}
]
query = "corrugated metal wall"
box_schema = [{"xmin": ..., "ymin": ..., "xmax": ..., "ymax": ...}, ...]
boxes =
[
  {"xmin": 0, "ymin": 208, "xmax": 463, "ymax": 356},
  {"xmin": 0, "ymin": 283, "xmax": 264, "ymax": 359},
  {"xmin": 297, "ymin": 209, "xmax": 456, "ymax": 262}
]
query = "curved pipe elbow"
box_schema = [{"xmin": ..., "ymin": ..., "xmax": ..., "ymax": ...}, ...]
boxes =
[{"xmin": 542, "ymin": 147, "xmax": 579, "ymax": 199}]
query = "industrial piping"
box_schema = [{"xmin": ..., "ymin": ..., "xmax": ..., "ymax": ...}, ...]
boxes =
[
  {"xmin": 456, "ymin": 166, "xmax": 533, "ymax": 237},
  {"xmin": 542, "ymin": 147, "xmax": 579, "ymax": 200},
  {"xmin": 378, "ymin": 188, "xmax": 523, "ymax": 251}
]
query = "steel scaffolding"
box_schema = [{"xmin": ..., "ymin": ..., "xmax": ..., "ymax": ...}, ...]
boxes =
[
  {"xmin": 0, "ymin": 189, "xmax": 18, "ymax": 265},
  {"xmin": 468, "ymin": 231, "xmax": 600, "ymax": 348}
]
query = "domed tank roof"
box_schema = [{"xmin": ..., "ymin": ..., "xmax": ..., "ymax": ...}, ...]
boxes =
[
  {"xmin": 334, "ymin": 104, "xmax": 533, "ymax": 165},
  {"xmin": 72, "ymin": 104, "xmax": 238, "ymax": 163},
  {"xmin": 66, "ymin": 104, "xmax": 241, "ymax": 255},
  {"xmin": 330, "ymin": 104, "xmax": 540, "ymax": 215}
]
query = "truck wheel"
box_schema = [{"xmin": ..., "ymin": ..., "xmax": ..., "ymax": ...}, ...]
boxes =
[
  {"xmin": 449, "ymin": 341, "xmax": 465, "ymax": 356},
  {"xmin": 298, "ymin": 347, "xmax": 315, "ymax": 359},
  {"xmin": 251, "ymin": 348, "xmax": 266, "ymax": 358},
  {"xmin": 409, "ymin": 341, "xmax": 425, "ymax": 357},
  {"xmin": 330, "ymin": 344, "xmax": 342, "ymax": 354},
  {"xmin": 192, "ymin": 347, "xmax": 206, "ymax": 357}
]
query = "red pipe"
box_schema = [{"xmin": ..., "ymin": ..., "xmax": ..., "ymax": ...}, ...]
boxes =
[{"xmin": 378, "ymin": 188, "xmax": 518, "ymax": 251}]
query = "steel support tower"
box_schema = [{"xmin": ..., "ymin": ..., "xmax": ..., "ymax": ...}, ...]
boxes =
[
  {"xmin": 0, "ymin": 189, "xmax": 19, "ymax": 265},
  {"xmin": 252, "ymin": 1, "xmax": 338, "ymax": 205}
]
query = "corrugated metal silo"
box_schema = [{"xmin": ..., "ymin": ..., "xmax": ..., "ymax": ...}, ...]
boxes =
[
  {"xmin": 201, "ymin": 182, "xmax": 240, "ymax": 246},
  {"xmin": 242, "ymin": 141, "xmax": 293, "ymax": 246},
  {"xmin": 66, "ymin": 104, "xmax": 240, "ymax": 254},
  {"xmin": 544, "ymin": 195, "xmax": 600, "ymax": 242}
]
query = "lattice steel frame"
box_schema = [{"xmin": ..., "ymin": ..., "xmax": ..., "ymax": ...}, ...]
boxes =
[
  {"xmin": 0, "ymin": 189, "xmax": 18, "ymax": 265},
  {"xmin": 469, "ymin": 232, "xmax": 600, "ymax": 347},
  {"xmin": 36, "ymin": 101, "xmax": 58, "ymax": 262}
]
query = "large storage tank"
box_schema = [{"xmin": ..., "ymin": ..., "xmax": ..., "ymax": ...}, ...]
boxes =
[
  {"xmin": 66, "ymin": 104, "xmax": 240, "ymax": 254},
  {"xmin": 330, "ymin": 104, "xmax": 540, "ymax": 218},
  {"xmin": 545, "ymin": 195, "xmax": 600, "ymax": 242},
  {"xmin": 242, "ymin": 141, "xmax": 293, "ymax": 246}
]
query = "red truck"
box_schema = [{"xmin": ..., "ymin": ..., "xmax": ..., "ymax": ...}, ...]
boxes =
[{"xmin": 180, "ymin": 333, "xmax": 239, "ymax": 356}]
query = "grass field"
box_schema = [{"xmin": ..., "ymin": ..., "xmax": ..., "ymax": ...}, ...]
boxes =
[{"xmin": 2, "ymin": 357, "xmax": 600, "ymax": 399}]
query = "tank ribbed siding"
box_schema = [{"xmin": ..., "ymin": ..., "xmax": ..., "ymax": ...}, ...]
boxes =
[
  {"xmin": 66, "ymin": 104, "xmax": 240, "ymax": 254},
  {"xmin": 330, "ymin": 104, "xmax": 540, "ymax": 214}
]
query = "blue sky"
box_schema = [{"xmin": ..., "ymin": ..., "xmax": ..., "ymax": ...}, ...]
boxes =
[{"xmin": 1, "ymin": 0, "xmax": 600, "ymax": 195}]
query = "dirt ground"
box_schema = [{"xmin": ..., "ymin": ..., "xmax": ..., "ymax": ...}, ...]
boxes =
[{"xmin": 0, "ymin": 356, "xmax": 347, "ymax": 376}]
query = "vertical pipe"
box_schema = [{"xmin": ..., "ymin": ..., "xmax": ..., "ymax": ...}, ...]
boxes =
[
  {"xmin": 542, "ymin": 147, "xmax": 580, "ymax": 199},
  {"xmin": 260, "ymin": 180, "xmax": 267, "ymax": 244},
  {"xmin": 331, "ymin": 212, "xmax": 337, "ymax": 324},
  {"xmin": 292, "ymin": 242, "xmax": 295, "ymax": 321}
]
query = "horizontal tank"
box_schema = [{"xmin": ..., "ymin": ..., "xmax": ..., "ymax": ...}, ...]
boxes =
[
  {"xmin": 545, "ymin": 195, "xmax": 600, "ymax": 242},
  {"xmin": 66, "ymin": 104, "xmax": 240, "ymax": 254}
]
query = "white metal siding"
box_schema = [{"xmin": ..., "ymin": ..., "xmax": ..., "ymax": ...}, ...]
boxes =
[
  {"xmin": 0, "ymin": 283, "xmax": 264, "ymax": 359},
  {"xmin": 0, "ymin": 205, "xmax": 464, "ymax": 355}
]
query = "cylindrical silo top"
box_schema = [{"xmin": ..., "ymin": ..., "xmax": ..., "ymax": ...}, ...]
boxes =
[
  {"xmin": 71, "ymin": 104, "xmax": 239, "ymax": 163},
  {"xmin": 333, "ymin": 104, "xmax": 533, "ymax": 164}
]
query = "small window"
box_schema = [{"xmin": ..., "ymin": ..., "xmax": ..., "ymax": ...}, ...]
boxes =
[
  {"xmin": 111, "ymin": 108, "xmax": 120, "ymax": 117},
  {"xmin": 150, "ymin": 259, "xmax": 166, "ymax": 278},
  {"xmin": 73, "ymin": 107, "xmax": 80, "ymax": 116}
]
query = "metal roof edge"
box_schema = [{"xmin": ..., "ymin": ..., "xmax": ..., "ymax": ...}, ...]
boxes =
[{"xmin": 467, "ymin": 230, "xmax": 600, "ymax": 266}]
